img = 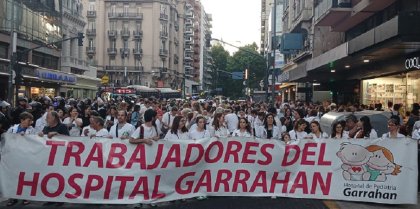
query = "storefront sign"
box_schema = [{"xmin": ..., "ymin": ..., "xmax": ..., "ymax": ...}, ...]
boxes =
[
  {"xmin": 0, "ymin": 134, "xmax": 417, "ymax": 204},
  {"xmin": 405, "ymin": 57, "xmax": 420, "ymax": 70},
  {"xmin": 36, "ymin": 69, "xmax": 77, "ymax": 84}
]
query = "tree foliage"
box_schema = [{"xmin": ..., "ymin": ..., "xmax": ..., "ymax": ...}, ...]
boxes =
[{"xmin": 210, "ymin": 42, "xmax": 266, "ymax": 98}]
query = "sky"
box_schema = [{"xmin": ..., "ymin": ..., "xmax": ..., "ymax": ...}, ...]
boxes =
[{"xmin": 201, "ymin": 0, "xmax": 261, "ymax": 55}]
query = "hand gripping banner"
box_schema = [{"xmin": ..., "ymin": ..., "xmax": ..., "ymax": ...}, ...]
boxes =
[{"xmin": 0, "ymin": 134, "xmax": 417, "ymax": 204}]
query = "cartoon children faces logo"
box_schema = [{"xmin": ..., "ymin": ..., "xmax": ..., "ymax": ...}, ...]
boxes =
[{"xmin": 336, "ymin": 143, "xmax": 401, "ymax": 182}]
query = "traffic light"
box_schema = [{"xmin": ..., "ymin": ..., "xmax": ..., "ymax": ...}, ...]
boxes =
[{"xmin": 77, "ymin": 32, "xmax": 84, "ymax": 46}]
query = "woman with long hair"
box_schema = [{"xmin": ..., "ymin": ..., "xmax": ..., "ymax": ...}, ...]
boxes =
[
  {"xmin": 289, "ymin": 119, "xmax": 309, "ymax": 140},
  {"xmin": 309, "ymin": 121, "xmax": 329, "ymax": 139},
  {"xmin": 256, "ymin": 113, "xmax": 280, "ymax": 139},
  {"xmin": 63, "ymin": 107, "xmax": 83, "ymax": 136},
  {"xmin": 105, "ymin": 106, "xmax": 118, "ymax": 131},
  {"xmin": 232, "ymin": 117, "xmax": 252, "ymax": 137},
  {"xmin": 211, "ymin": 112, "xmax": 230, "ymax": 137},
  {"xmin": 330, "ymin": 120, "xmax": 348, "ymax": 139},
  {"xmin": 189, "ymin": 116, "xmax": 211, "ymax": 140},
  {"xmin": 164, "ymin": 116, "xmax": 190, "ymax": 140},
  {"xmin": 354, "ymin": 116, "xmax": 378, "ymax": 139}
]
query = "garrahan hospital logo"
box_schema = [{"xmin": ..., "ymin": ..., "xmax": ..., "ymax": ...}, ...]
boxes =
[{"xmin": 336, "ymin": 143, "xmax": 401, "ymax": 182}]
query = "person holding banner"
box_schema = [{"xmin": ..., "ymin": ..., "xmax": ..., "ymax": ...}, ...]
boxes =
[
  {"xmin": 330, "ymin": 120, "xmax": 348, "ymax": 139},
  {"xmin": 188, "ymin": 116, "xmax": 210, "ymax": 140},
  {"xmin": 130, "ymin": 109, "xmax": 159, "ymax": 145},
  {"xmin": 90, "ymin": 116, "xmax": 109, "ymax": 138},
  {"xmin": 289, "ymin": 119, "xmax": 309, "ymax": 140},
  {"xmin": 109, "ymin": 110, "xmax": 135, "ymax": 140},
  {"xmin": 255, "ymin": 113, "xmax": 281, "ymax": 140},
  {"xmin": 382, "ymin": 115, "xmax": 406, "ymax": 139},
  {"xmin": 232, "ymin": 117, "xmax": 252, "ymax": 137},
  {"xmin": 309, "ymin": 121, "xmax": 329, "ymax": 140},
  {"xmin": 164, "ymin": 116, "xmax": 190, "ymax": 140},
  {"xmin": 354, "ymin": 116, "xmax": 378, "ymax": 139},
  {"xmin": 39, "ymin": 111, "xmax": 69, "ymax": 138},
  {"xmin": 7, "ymin": 112, "xmax": 35, "ymax": 135},
  {"xmin": 210, "ymin": 113, "xmax": 230, "ymax": 138}
]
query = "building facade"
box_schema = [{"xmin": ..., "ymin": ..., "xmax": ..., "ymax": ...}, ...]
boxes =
[
  {"xmin": 0, "ymin": 0, "xmax": 64, "ymax": 100},
  {"xmin": 62, "ymin": 0, "xmax": 99, "ymax": 99},
  {"xmin": 83, "ymin": 0, "xmax": 184, "ymax": 89},
  {"xmin": 279, "ymin": 0, "xmax": 420, "ymax": 109},
  {"xmin": 260, "ymin": 0, "xmax": 274, "ymax": 54}
]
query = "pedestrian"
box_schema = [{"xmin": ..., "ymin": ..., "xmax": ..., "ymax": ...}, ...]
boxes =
[
  {"xmin": 330, "ymin": 120, "xmax": 348, "ymax": 139},
  {"xmin": 63, "ymin": 107, "xmax": 83, "ymax": 137},
  {"xmin": 232, "ymin": 117, "xmax": 252, "ymax": 137},
  {"xmin": 256, "ymin": 113, "xmax": 280, "ymax": 140},
  {"xmin": 354, "ymin": 116, "xmax": 378, "ymax": 139},
  {"xmin": 382, "ymin": 115, "xmax": 406, "ymax": 139},
  {"xmin": 130, "ymin": 109, "xmax": 159, "ymax": 145},
  {"xmin": 164, "ymin": 116, "xmax": 190, "ymax": 140},
  {"xmin": 289, "ymin": 119, "xmax": 309, "ymax": 140},
  {"xmin": 39, "ymin": 111, "xmax": 70, "ymax": 138},
  {"xmin": 309, "ymin": 121, "xmax": 329, "ymax": 139},
  {"xmin": 188, "ymin": 116, "xmax": 210, "ymax": 140},
  {"xmin": 109, "ymin": 110, "xmax": 135, "ymax": 140}
]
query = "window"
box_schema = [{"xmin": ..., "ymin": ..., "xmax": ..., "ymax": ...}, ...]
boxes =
[
  {"xmin": 88, "ymin": 21, "xmax": 95, "ymax": 29},
  {"xmin": 160, "ymin": 23, "xmax": 167, "ymax": 33},
  {"xmin": 123, "ymin": 22, "xmax": 129, "ymax": 31},
  {"xmin": 89, "ymin": 2, "xmax": 95, "ymax": 11},
  {"xmin": 110, "ymin": 4, "xmax": 116, "ymax": 14},
  {"xmin": 137, "ymin": 6, "xmax": 142, "ymax": 14},
  {"xmin": 160, "ymin": 5, "xmax": 167, "ymax": 14},
  {"xmin": 136, "ymin": 21, "xmax": 141, "ymax": 31},
  {"xmin": 135, "ymin": 40, "xmax": 141, "ymax": 50},
  {"xmin": 88, "ymin": 38, "xmax": 94, "ymax": 48},
  {"xmin": 123, "ymin": 40, "xmax": 128, "ymax": 49},
  {"xmin": 123, "ymin": 4, "xmax": 129, "ymax": 15},
  {"xmin": 110, "ymin": 58, "xmax": 115, "ymax": 66},
  {"xmin": 110, "ymin": 40, "xmax": 116, "ymax": 49},
  {"xmin": 110, "ymin": 21, "xmax": 116, "ymax": 30},
  {"xmin": 161, "ymin": 40, "xmax": 166, "ymax": 50}
]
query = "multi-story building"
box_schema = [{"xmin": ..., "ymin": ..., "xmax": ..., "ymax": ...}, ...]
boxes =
[
  {"xmin": 260, "ymin": 0, "xmax": 274, "ymax": 54},
  {"xmin": 280, "ymin": 0, "xmax": 420, "ymax": 108},
  {"xmin": 83, "ymin": 0, "xmax": 184, "ymax": 88},
  {"xmin": 201, "ymin": 12, "xmax": 213, "ymax": 91},
  {"xmin": 0, "ymin": 0, "xmax": 67, "ymax": 100},
  {"xmin": 62, "ymin": 0, "xmax": 99, "ymax": 98}
]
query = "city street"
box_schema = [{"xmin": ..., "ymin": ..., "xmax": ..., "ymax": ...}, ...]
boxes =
[{"xmin": 0, "ymin": 196, "xmax": 419, "ymax": 209}]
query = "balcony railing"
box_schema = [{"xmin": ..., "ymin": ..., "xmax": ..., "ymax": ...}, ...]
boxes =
[
  {"xmin": 160, "ymin": 13, "xmax": 169, "ymax": 20},
  {"xmin": 133, "ymin": 31, "xmax": 143, "ymax": 39},
  {"xmin": 108, "ymin": 12, "xmax": 144, "ymax": 20},
  {"xmin": 160, "ymin": 31, "xmax": 168, "ymax": 38},
  {"xmin": 160, "ymin": 49, "xmax": 168, "ymax": 57},
  {"xmin": 120, "ymin": 48, "xmax": 130, "ymax": 57},
  {"xmin": 121, "ymin": 29, "xmax": 130, "ymax": 38},
  {"xmin": 133, "ymin": 48, "xmax": 143, "ymax": 56},
  {"xmin": 107, "ymin": 48, "xmax": 117, "ymax": 55},
  {"xmin": 108, "ymin": 30, "xmax": 117, "ymax": 38},
  {"xmin": 87, "ymin": 11, "xmax": 96, "ymax": 18},
  {"xmin": 86, "ymin": 29, "xmax": 96, "ymax": 36},
  {"xmin": 86, "ymin": 47, "xmax": 96, "ymax": 55}
]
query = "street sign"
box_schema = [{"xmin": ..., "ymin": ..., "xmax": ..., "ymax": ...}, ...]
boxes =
[
  {"xmin": 101, "ymin": 75, "xmax": 109, "ymax": 84},
  {"xmin": 231, "ymin": 71, "xmax": 243, "ymax": 80}
]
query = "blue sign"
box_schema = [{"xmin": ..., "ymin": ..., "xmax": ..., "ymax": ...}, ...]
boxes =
[
  {"xmin": 36, "ymin": 69, "xmax": 77, "ymax": 84},
  {"xmin": 231, "ymin": 71, "xmax": 243, "ymax": 80}
]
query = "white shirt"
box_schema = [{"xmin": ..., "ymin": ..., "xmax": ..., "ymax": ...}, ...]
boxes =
[
  {"xmin": 354, "ymin": 129, "xmax": 378, "ymax": 139},
  {"xmin": 289, "ymin": 130, "xmax": 309, "ymax": 140},
  {"xmin": 105, "ymin": 115, "xmax": 118, "ymax": 125},
  {"xmin": 255, "ymin": 125, "xmax": 281, "ymax": 139},
  {"xmin": 131, "ymin": 124, "xmax": 158, "ymax": 139},
  {"xmin": 34, "ymin": 112, "xmax": 48, "ymax": 134},
  {"xmin": 224, "ymin": 113, "xmax": 239, "ymax": 133},
  {"xmin": 94, "ymin": 128, "xmax": 109, "ymax": 137},
  {"xmin": 210, "ymin": 126, "xmax": 230, "ymax": 138},
  {"xmin": 81, "ymin": 125, "xmax": 96, "ymax": 137},
  {"xmin": 164, "ymin": 130, "xmax": 190, "ymax": 140},
  {"xmin": 7, "ymin": 124, "xmax": 36, "ymax": 135},
  {"xmin": 188, "ymin": 128, "xmax": 211, "ymax": 140},
  {"xmin": 247, "ymin": 115, "xmax": 255, "ymax": 129},
  {"xmin": 330, "ymin": 132, "xmax": 349, "ymax": 139},
  {"xmin": 63, "ymin": 117, "xmax": 83, "ymax": 137},
  {"xmin": 232, "ymin": 129, "xmax": 252, "ymax": 137},
  {"xmin": 382, "ymin": 132, "xmax": 405, "ymax": 139},
  {"xmin": 110, "ymin": 122, "xmax": 136, "ymax": 139},
  {"xmin": 254, "ymin": 117, "xmax": 264, "ymax": 129},
  {"xmin": 309, "ymin": 132, "xmax": 329, "ymax": 140}
]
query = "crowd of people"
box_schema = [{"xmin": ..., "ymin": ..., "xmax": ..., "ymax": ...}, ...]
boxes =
[{"xmin": 0, "ymin": 96, "xmax": 419, "ymax": 206}]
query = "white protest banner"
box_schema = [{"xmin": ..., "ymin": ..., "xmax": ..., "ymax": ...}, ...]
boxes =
[{"xmin": 0, "ymin": 134, "xmax": 417, "ymax": 204}]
